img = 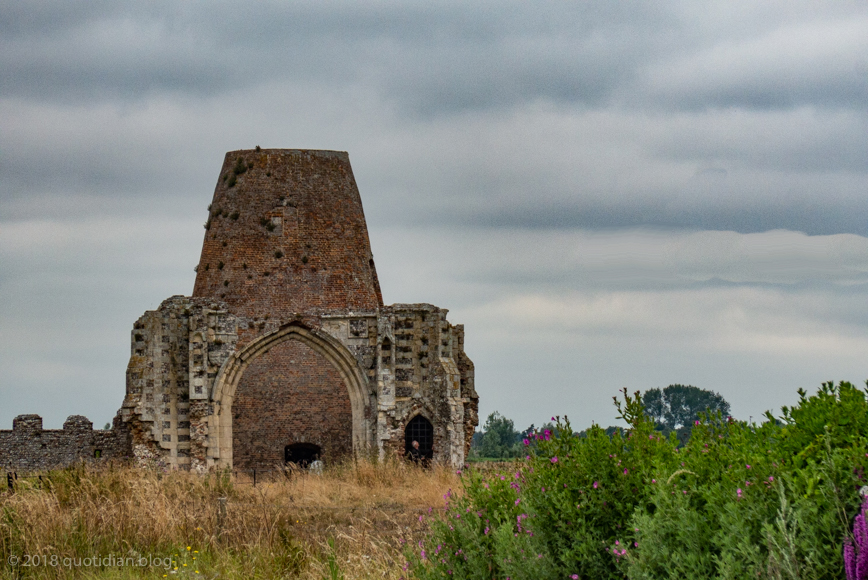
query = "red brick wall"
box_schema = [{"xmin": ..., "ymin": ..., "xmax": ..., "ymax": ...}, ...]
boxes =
[
  {"xmin": 231, "ymin": 338, "xmax": 353, "ymax": 470},
  {"xmin": 192, "ymin": 149, "xmax": 383, "ymax": 322}
]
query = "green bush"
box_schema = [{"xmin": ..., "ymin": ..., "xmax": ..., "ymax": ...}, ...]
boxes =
[
  {"xmin": 408, "ymin": 390, "xmax": 678, "ymax": 579},
  {"xmin": 632, "ymin": 382, "xmax": 868, "ymax": 579},
  {"xmin": 408, "ymin": 382, "xmax": 868, "ymax": 580}
]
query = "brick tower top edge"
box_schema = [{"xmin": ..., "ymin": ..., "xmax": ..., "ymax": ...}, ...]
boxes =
[{"xmin": 192, "ymin": 149, "xmax": 384, "ymax": 319}]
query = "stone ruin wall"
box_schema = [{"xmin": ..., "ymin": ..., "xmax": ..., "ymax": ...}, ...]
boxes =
[
  {"xmin": 121, "ymin": 296, "xmax": 237, "ymax": 471},
  {"xmin": 119, "ymin": 298, "xmax": 477, "ymax": 470},
  {"xmin": 0, "ymin": 415, "xmax": 131, "ymax": 473}
]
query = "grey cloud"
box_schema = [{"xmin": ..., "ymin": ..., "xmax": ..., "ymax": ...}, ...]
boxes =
[
  {"xmin": 640, "ymin": 16, "xmax": 868, "ymax": 111},
  {"xmin": 371, "ymin": 226, "xmax": 868, "ymax": 299},
  {"xmin": 4, "ymin": 0, "xmax": 864, "ymax": 116}
]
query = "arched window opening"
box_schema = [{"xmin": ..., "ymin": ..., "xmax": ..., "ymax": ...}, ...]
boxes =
[
  {"xmin": 285, "ymin": 443, "xmax": 321, "ymax": 468},
  {"xmin": 404, "ymin": 415, "xmax": 434, "ymax": 462}
]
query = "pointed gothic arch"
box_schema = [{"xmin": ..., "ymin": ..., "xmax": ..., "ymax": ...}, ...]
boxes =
[{"xmin": 209, "ymin": 322, "xmax": 372, "ymax": 468}]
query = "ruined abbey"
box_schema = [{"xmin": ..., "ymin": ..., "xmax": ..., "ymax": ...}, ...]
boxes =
[{"xmin": 1, "ymin": 149, "xmax": 479, "ymax": 471}]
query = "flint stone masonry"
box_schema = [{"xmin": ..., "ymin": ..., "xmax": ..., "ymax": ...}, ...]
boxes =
[
  {"xmin": 0, "ymin": 415, "xmax": 131, "ymax": 472},
  {"xmin": 2, "ymin": 149, "xmax": 478, "ymax": 472}
]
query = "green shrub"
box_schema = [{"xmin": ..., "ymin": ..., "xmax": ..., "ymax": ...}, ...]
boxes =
[
  {"xmin": 631, "ymin": 382, "xmax": 868, "ymax": 579},
  {"xmin": 408, "ymin": 390, "xmax": 678, "ymax": 579},
  {"xmin": 233, "ymin": 157, "xmax": 247, "ymax": 175},
  {"xmin": 409, "ymin": 382, "xmax": 868, "ymax": 580}
]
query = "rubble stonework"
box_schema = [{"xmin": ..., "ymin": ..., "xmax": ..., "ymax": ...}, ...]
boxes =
[
  {"xmin": 0, "ymin": 149, "xmax": 477, "ymax": 473},
  {"xmin": 0, "ymin": 415, "xmax": 131, "ymax": 472}
]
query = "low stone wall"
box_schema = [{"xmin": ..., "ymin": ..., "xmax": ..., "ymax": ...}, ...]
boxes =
[{"xmin": 0, "ymin": 414, "xmax": 132, "ymax": 473}]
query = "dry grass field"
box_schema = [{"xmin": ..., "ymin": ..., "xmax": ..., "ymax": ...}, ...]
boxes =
[{"xmin": 0, "ymin": 458, "xmax": 465, "ymax": 579}]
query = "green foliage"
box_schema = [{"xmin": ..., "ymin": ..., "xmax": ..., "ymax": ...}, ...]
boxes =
[
  {"xmin": 408, "ymin": 391, "xmax": 679, "ymax": 579},
  {"xmin": 479, "ymin": 412, "xmax": 523, "ymax": 459},
  {"xmin": 232, "ymin": 156, "xmax": 247, "ymax": 175},
  {"xmin": 409, "ymin": 382, "xmax": 868, "ymax": 580},
  {"xmin": 643, "ymin": 384, "xmax": 731, "ymax": 431},
  {"xmin": 631, "ymin": 383, "xmax": 868, "ymax": 579}
]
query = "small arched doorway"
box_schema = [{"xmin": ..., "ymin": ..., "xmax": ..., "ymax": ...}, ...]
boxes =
[
  {"xmin": 285, "ymin": 443, "xmax": 321, "ymax": 468},
  {"xmin": 404, "ymin": 415, "xmax": 434, "ymax": 461}
]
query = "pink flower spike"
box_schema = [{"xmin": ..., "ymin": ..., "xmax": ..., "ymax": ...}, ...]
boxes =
[
  {"xmin": 746, "ymin": 464, "xmax": 751, "ymax": 469},
  {"xmin": 571, "ymin": 576, "xmax": 579, "ymax": 580},
  {"xmin": 523, "ymin": 438, "xmax": 530, "ymax": 446},
  {"xmin": 694, "ymin": 420, "xmax": 700, "ymax": 426},
  {"xmin": 515, "ymin": 498, "xmax": 520, "ymax": 505},
  {"xmin": 593, "ymin": 481, "xmax": 599, "ymax": 489},
  {"xmin": 551, "ymin": 456, "xmax": 558, "ymax": 464}
]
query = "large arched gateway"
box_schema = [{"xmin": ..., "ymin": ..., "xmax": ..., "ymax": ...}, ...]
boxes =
[{"xmin": 209, "ymin": 322, "xmax": 372, "ymax": 469}]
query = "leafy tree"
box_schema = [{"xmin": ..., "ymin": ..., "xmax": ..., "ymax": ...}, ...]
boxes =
[
  {"xmin": 479, "ymin": 411, "xmax": 522, "ymax": 459},
  {"xmin": 470, "ymin": 430, "xmax": 484, "ymax": 450},
  {"xmin": 642, "ymin": 384, "xmax": 730, "ymax": 430}
]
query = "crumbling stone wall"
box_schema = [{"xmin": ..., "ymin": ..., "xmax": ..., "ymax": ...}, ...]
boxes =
[
  {"xmin": 0, "ymin": 414, "xmax": 131, "ymax": 472},
  {"xmin": 121, "ymin": 296, "xmax": 237, "ymax": 470}
]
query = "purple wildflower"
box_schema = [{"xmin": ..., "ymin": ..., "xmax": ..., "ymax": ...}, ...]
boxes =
[{"xmin": 845, "ymin": 497, "xmax": 868, "ymax": 579}]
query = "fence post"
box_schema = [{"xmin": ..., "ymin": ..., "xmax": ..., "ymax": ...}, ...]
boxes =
[
  {"xmin": 7, "ymin": 473, "xmax": 13, "ymax": 493},
  {"xmin": 216, "ymin": 497, "xmax": 227, "ymax": 543},
  {"xmin": 253, "ymin": 469, "xmax": 256, "ymax": 487}
]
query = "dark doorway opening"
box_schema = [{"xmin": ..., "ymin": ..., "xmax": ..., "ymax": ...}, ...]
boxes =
[
  {"xmin": 284, "ymin": 443, "xmax": 321, "ymax": 468},
  {"xmin": 404, "ymin": 415, "xmax": 434, "ymax": 462}
]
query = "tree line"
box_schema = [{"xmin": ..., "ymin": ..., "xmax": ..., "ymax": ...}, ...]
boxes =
[{"xmin": 470, "ymin": 384, "xmax": 731, "ymax": 459}]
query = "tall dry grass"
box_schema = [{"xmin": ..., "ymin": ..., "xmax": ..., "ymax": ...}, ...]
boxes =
[{"xmin": 1, "ymin": 457, "xmax": 459, "ymax": 579}]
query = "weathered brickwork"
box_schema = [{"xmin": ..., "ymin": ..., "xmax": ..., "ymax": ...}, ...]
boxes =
[
  {"xmin": 2, "ymin": 149, "xmax": 478, "ymax": 472},
  {"xmin": 192, "ymin": 149, "xmax": 383, "ymax": 338},
  {"xmin": 0, "ymin": 415, "xmax": 131, "ymax": 472},
  {"xmin": 232, "ymin": 340, "xmax": 353, "ymax": 469}
]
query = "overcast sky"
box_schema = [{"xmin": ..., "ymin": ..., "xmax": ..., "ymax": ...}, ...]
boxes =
[{"xmin": 2, "ymin": 0, "xmax": 868, "ymax": 433}]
